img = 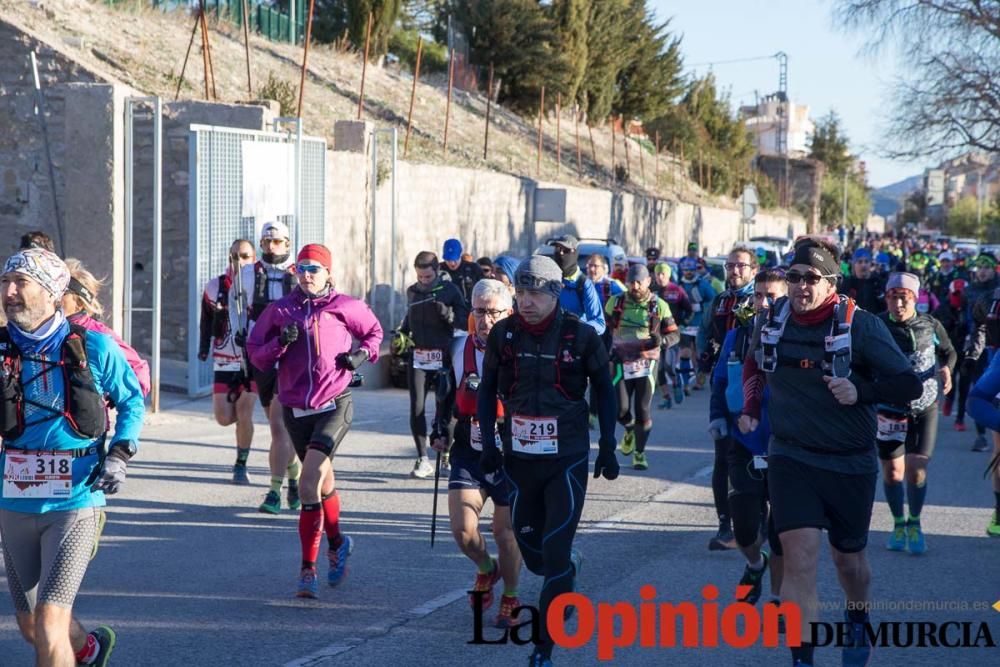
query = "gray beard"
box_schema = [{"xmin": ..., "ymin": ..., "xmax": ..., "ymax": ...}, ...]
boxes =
[{"xmin": 4, "ymin": 304, "xmax": 47, "ymax": 331}]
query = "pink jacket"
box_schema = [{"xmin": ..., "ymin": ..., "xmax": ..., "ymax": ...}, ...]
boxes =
[
  {"xmin": 68, "ymin": 313, "xmax": 151, "ymax": 397},
  {"xmin": 247, "ymin": 287, "xmax": 382, "ymax": 411}
]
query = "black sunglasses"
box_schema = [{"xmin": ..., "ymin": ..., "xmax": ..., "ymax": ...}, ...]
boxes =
[
  {"xmin": 785, "ymin": 271, "xmax": 835, "ymax": 285},
  {"xmin": 231, "ymin": 252, "xmax": 253, "ymax": 260}
]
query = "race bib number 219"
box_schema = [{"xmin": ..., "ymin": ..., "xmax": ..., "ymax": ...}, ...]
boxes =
[{"xmin": 511, "ymin": 416, "xmax": 558, "ymax": 455}]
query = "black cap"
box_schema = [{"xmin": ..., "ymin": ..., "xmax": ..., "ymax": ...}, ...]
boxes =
[{"xmin": 548, "ymin": 235, "xmax": 579, "ymax": 251}]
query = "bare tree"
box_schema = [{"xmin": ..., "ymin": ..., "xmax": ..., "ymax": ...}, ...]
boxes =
[{"xmin": 833, "ymin": 1, "xmax": 1000, "ymax": 158}]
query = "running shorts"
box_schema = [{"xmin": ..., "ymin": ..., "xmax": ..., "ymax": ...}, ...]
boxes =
[
  {"xmin": 877, "ymin": 405, "xmax": 939, "ymax": 460},
  {"xmin": 0, "ymin": 507, "xmax": 101, "ymax": 612},
  {"xmin": 251, "ymin": 366, "xmax": 279, "ymax": 409},
  {"xmin": 447, "ymin": 451, "xmax": 510, "ymax": 506},
  {"xmin": 768, "ymin": 455, "xmax": 876, "ymax": 553},
  {"xmin": 727, "ymin": 442, "xmax": 767, "ymax": 498},
  {"xmin": 282, "ymin": 392, "xmax": 354, "ymax": 459},
  {"xmin": 213, "ymin": 370, "xmax": 257, "ymax": 398}
]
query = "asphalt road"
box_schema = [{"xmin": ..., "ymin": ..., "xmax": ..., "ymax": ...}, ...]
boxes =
[{"xmin": 0, "ymin": 385, "xmax": 997, "ymax": 666}]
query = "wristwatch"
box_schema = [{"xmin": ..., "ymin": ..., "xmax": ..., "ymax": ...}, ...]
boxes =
[{"xmin": 110, "ymin": 440, "xmax": 138, "ymax": 460}]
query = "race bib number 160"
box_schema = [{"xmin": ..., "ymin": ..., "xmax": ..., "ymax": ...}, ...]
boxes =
[{"xmin": 511, "ymin": 416, "xmax": 558, "ymax": 455}]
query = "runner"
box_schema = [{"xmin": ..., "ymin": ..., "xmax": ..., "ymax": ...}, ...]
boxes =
[
  {"xmin": 677, "ymin": 257, "xmax": 716, "ymax": 392},
  {"xmin": 585, "ymin": 253, "xmax": 624, "ymax": 427},
  {"xmin": 843, "ymin": 247, "xmax": 886, "ymax": 314},
  {"xmin": 700, "ymin": 244, "xmax": 758, "ymax": 551},
  {"xmin": 876, "ymin": 273, "xmax": 956, "ymax": 555},
  {"xmin": 247, "ymin": 222, "xmax": 302, "ymax": 514},
  {"xmin": 966, "ymin": 351, "xmax": 1000, "ymax": 537},
  {"xmin": 547, "ymin": 235, "xmax": 606, "ymax": 335},
  {"xmin": 742, "ymin": 237, "xmax": 921, "ymax": 667},
  {"xmin": 0, "ymin": 248, "xmax": 144, "ymax": 667},
  {"xmin": 246, "ymin": 243, "xmax": 383, "ymax": 598},
  {"xmin": 962, "ymin": 253, "xmax": 1000, "ymax": 451},
  {"xmin": 933, "ymin": 279, "xmax": 969, "ymax": 421},
  {"xmin": 431, "ymin": 279, "xmax": 522, "ymax": 628},
  {"xmin": 477, "ymin": 255, "xmax": 619, "ymax": 666},
  {"xmin": 198, "ymin": 239, "xmax": 258, "ymax": 484},
  {"xmin": 492, "ymin": 255, "xmax": 520, "ymax": 299},
  {"xmin": 440, "ymin": 238, "xmax": 482, "ymax": 306},
  {"xmin": 606, "ymin": 264, "xmax": 678, "ymax": 470},
  {"xmin": 62, "ymin": 258, "xmax": 151, "ymax": 397},
  {"xmin": 652, "ymin": 262, "xmax": 691, "ymax": 409},
  {"xmin": 398, "ymin": 251, "xmax": 470, "ymax": 478},
  {"xmin": 725, "ymin": 269, "xmax": 787, "ymax": 608}
]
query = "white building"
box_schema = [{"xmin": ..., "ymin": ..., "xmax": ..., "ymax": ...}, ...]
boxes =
[{"xmin": 739, "ymin": 94, "xmax": 815, "ymax": 158}]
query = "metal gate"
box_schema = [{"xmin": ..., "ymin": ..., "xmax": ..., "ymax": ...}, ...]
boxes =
[{"xmin": 187, "ymin": 122, "xmax": 326, "ymax": 396}]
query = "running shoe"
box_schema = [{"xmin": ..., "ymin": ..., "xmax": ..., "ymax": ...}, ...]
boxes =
[
  {"xmin": 469, "ymin": 558, "xmax": 501, "ymax": 609},
  {"xmin": 972, "ymin": 435, "xmax": 988, "ymax": 452},
  {"xmin": 259, "ymin": 490, "xmax": 281, "ymax": 515},
  {"xmin": 88, "ymin": 625, "xmax": 117, "ymax": 667},
  {"xmin": 232, "ymin": 464, "xmax": 251, "ymax": 485},
  {"xmin": 411, "ymin": 457, "xmax": 434, "ymax": 479},
  {"xmin": 286, "ymin": 483, "xmax": 301, "ymax": 511},
  {"xmin": 683, "ymin": 386, "xmax": 691, "ymax": 397},
  {"xmin": 737, "ymin": 552, "xmax": 769, "ymax": 605},
  {"xmin": 441, "ymin": 452, "xmax": 451, "ymax": 472},
  {"xmin": 987, "ymin": 512, "xmax": 1000, "ymax": 538},
  {"xmin": 632, "ymin": 451, "xmax": 648, "ymax": 470},
  {"xmin": 657, "ymin": 397, "xmax": 672, "ymax": 410},
  {"xmin": 942, "ymin": 398, "xmax": 953, "ymax": 417},
  {"xmin": 495, "ymin": 594, "xmax": 521, "ymax": 628},
  {"xmin": 708, "ymin": 519, "xmax": 737, "ymax": 551},
  {"xmin": 620, "ymin": 431, "xmax": 636, "ymax": 456},
  {"xmin": 674, "ymin": 382, "xmax": 685, "ymax": 404},
  {"xmin": 328, "ymin": 535, "xmax": 354, "ymax": 587},
  {"xmin": 906, "ymin": 520, "xmax": 927, "ymax": 555},
  {"xmin": 886, "ymin": 521, "xmax": 907, "ymax": 551},
  {"xmin": 588, "ymin": 413, "xmax": 597, "ymax": 430},
  {"xmin": 767, "ymin": 598, "xmax": 786, "ymax": 634},
  {"xmin": 954, "ymin": 419, "xmax": 966, "ymax": 432},
  {"xmin": 296, "ymin": 567, "xmax": 319, "ymax": 599},
  {"xmin": 841, "ymin": 612, "xmax": 874, "ymax": 667},
  {"xmin": 528, "ymin": 649, "xmax": 553, "ymax": 667}
]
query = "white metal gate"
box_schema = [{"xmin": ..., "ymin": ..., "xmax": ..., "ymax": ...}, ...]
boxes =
[{"xmin": 187, "ymin": 122, "xmax": 326, "ymax": 395}]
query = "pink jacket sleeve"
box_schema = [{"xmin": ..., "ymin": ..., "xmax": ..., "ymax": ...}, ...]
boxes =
[{"xmin": 77, "ymin": 316, "xmax": 151, "ymax": 397}]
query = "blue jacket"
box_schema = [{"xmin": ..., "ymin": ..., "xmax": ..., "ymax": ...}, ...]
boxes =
[
  {"xmin": 968, "ymin": 349, "xmax": 1000, "ymax": 431},
  {"xmin": 710, "ymin": 327, "xmax": 769, "ymax": 456},
  {"xmin": 679, "ymin": 276, "xmax": 717, "ymax": 332},
  {"xmin": 559, "ymin": 269, "xmax": 606, "ymax": 335},
  {"xmin": 0, "ymin": 320, "xmax": 145, "ymax": 514}
]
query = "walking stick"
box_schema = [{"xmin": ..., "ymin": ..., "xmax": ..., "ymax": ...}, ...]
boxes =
[{"xmin": 431, "ymin": 447, "xmax": 442, "ymax": 548}]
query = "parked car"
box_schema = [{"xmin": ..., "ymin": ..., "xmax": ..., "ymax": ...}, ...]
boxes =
[
  {"xmin": 749, "ymin": 235, "xmax": 793, "ymax": 255},
  {"xmin": 533, "ymin": 237, "xmax": 628, "ymax": 273}
]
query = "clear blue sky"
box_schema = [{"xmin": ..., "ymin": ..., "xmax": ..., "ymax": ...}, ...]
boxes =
[{"xmin": 652, "ymin": 0, "xmax": 922, "ymax": 188}]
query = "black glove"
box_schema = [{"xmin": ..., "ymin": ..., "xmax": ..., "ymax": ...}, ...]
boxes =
[
  {"xmin": 479, "ymin": 444, "xmax": 504, "ymax": 475},
  {"xmin": 336, "ymin": 349, "xmax": 369, "ymax": 370},
  {"xmin": 233, "ymin": 331, "xmax": 247, "ymax": 348},
  {"xmin": 435, "ymin": 301, "xmax": 453, "ymax": 322},
  {"xmin": 280, "ymin": 324, "xmax": 299, "ymax": 346},
  {"xmin": 198, "ymin": 351, "xmax": 208, "ymax": 362},
  {"xmin": 594, "ymin": 441, "xmax": 620, "ymax": 480}
]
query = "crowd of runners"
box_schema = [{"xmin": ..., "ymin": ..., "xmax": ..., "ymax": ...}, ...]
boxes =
[{"xmin": 1, "ymin": 225, "xmax": 999, "ymax": 666}]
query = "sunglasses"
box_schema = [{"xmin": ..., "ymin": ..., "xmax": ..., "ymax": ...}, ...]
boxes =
[
  {"xmin": 785, "ymin": 271, "xmax": 834, "ymax": 285},
  {"xmin": 296, "ymin": 263, "xmax": 324, "ymax": 274},
  {"xmin": 231, "ymin": 252, "xmax": 253, "ymax": 260}
]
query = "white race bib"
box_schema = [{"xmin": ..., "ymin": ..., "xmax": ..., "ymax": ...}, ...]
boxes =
[
  {"xmin": 681, "ymin": 326, "xmax": 700, "ymax": 337},
  {"xmin": 413, "ymin": 348, "xmax": 444, "ymax": 371},
  {"xmin": 623, "ymin": 358, "xmax": 653, "ymax": 380},
  {"xmin": 877, "ymin": 414, "xmax": 907, "ymax": 442},
  {"xmin": 292, "ymin": 400, "xmax": 337, "ymax": 418},
  {"xmin": 3, "ymin": 451, "xmax": 73, "ymax": 499},
  {"xmin": 511, "ymin": 415, "xmax": 559, "ymax": 455}
]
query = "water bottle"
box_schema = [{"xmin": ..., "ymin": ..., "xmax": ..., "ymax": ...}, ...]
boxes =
[{"xmin": 725, "ymin": 352, "xmax": 744, "ymax": 413}]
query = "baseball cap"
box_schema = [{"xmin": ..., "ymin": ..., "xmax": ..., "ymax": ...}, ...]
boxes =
[
  {"xmin": 442, "ymin": 238, "xmax": 463, "ymax": 262},
  {"xmin": 261, "ymin": 221, "xmax": 290, "ymax": 241},
  {"xmin": 547, "ymin": 235, "xmax": 579, "ymax": 251},
  {"xmin": 627, "ymin": 264, "xmax": 650, "ymax": 282}
]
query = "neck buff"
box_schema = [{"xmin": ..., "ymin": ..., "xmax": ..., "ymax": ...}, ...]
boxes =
[
  {"xmin": 516, "ymin": 308, "xmax": 558, "ymax": 336},
  {"xmin": 791, "ymin": 292, "xmax": 838, "ymax": 326}
]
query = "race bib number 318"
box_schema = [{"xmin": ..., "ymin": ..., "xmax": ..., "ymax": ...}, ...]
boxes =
[
  {"xmin": 511, "ymin": 415, "xmax": 558, "ymax": 455},
  {"xmin": 3, "ymin": 451, "xmax": 73, "ymax": 499}
]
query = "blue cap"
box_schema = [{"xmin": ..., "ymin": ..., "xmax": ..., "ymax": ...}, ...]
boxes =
[
  {"xmin": 679, "ymin": 257, "xmax": 698, "ymax": 273},
  {"xmin": 852, "ymin": 248, "xmax": 872, "ymax": 261},
  {"xmin": 492, "ymin": 255, "xmax": 520, "ymax": 283},
  {"xmin": 876, "ymin": 252, "xmax": 890, "ymax": 265},
  {"xmin": 442, "ymin": 238, "xmax": 463, "ymax": 262}
]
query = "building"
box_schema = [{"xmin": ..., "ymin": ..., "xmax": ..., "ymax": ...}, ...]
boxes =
[{"xmin": 739, "ymin": 94, "xmax": 815, "ymax": 158}]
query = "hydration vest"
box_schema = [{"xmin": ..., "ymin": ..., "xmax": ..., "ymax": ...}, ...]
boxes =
[
  {"xmin": 607, "ymin": 293, "xmax": 660, "ymax": 335},
  {"xmin": 250, "ymin": 261, "xmax": 295, "ymax": 320},
  {"xmin": 880, "ymin": 313, "xmax": 940, "ymax": 414},
  {"xmin": 756, "ymin": 295, "xmax": 857, "ymax": 378},
  {"xmin": 985, "ymin": 287, "xmax": 1000, "ymax": 348},
  {"xmin": 455, "ymin": 336, "xmax": 504, "ymax": 420},
  {"xmin": 0, "ymin": 325, "xmax": 108, "ymax": 442}
]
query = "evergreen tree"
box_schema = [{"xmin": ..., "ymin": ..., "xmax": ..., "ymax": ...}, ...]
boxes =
[
  {"xmin": 809, "ymin": 111, "xmax": 852, "ymax": 175},
  {"xmin": 579, "ymin": 0, "xmax": 634, "ymax": 123},
  {"xmin": 613, "ymin": 8, "xmax": 683, "ymax": 121},
  {"xmin": 550, "ymin": 0, "xmax": 590, "ymax": 106}
]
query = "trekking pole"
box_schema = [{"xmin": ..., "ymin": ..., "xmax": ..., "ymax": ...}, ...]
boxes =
[{"xmin": 430, "ymin": 441, "xmax": 442, "ymax": 548}]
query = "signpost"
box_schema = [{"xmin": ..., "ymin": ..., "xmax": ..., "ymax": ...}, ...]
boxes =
[{"xmin": 738, "ymin": 184, "xmax": 759, "ymax": 241}]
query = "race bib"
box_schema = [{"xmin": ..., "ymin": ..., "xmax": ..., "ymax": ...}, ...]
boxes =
[
  {"xmin": 752, "ymin": 455, "xmax": 768, "ymax": 470},
  {"xmin": 877, "ymin": 413, "xmax": 907, "ymax": 442},
  {"xmin": 511, "ymin": 415, "xmax": 559, "ymax": 455},
  {"xmin": 681, "ymin": 326, "xmax": 700, "ymax": 337},
  {"xmin": 3, "ymin": 451, "xmax": 73, "ymax": 499},
  {"xmin": 623, "ymin": 358, "xmax": 653, "ymax": 380},
  {"xmin": 691, "ymin": 302, "xmax": 702, "ymax": 313},
  {"xmin": 413, "ymin": 348, "xmax": 444, "ymax": 371}
]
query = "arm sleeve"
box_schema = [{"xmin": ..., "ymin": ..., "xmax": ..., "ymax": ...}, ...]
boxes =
[
  {"xmin": 476, "ymin": 327, "xmax": 503, "ymax": 451},
  {"xmin": 92, "ymin": 335, "xmax": 145, "ymax": 447},
  {"xmin": 710, "ymin": 330, "xmax": 735, "ymax": 421},
  {"xmin": 583, "ymin": 281, "xmax": 606, "ymax": 335},
  {"xmin": 198, "ymin": 290, "xmax": 214, "ymax": 358},
  {"xmin": 741, "ymin": 318, "xmax": 766, "ymax": 420},
  {"xmin": 968, "ymin": 352, "xmax": 1000, "ymax": 430},
  {"xmin": 344, "ymin": 297, "xmax": 384, "ymax": 363},
  {"xmin": 934, "ymin": 318, "xmax": 957, "ymax": 375},
  {"xmin": 659, "ymin": 300, "xmax": 680, "ymax": 348},
  {"xmin": 246, "ymin": 302, "xmax": 283, "ymax": 373},
  {"xmin": 582, "ymin": 328, "xmax": 615, "ymax": 447},
  {"xmin": 852, "ymin": 313, "xmax": 923, "ymax": 405}
]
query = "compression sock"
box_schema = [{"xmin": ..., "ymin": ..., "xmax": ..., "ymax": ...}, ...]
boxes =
[
  {"xmin": 477, "ymin": 556, "xmax": 496, "ymax": 574},
  {"xmin": 994, "ymin": 491, "xmax": 1000, "ymax": 515},
  {"xmin": 636, "ymin": 424, "xmax": 652, "ymax": 453},
  {"xmin": 287, "ymin": 458, "xmax": 301, "ymax": 482},
  {"xmin": 270, "ymin": 476, "xmax": 283, "ymax": 494},
  {"xmin": 883, "ymin": 481, "xmax": 905, "ymax": 521},
  {"xmin": 322, "ymin": 492, "xmax": 343, "ymax": 549},
  {"xmin": 503, "ymin": 588, "xmax": 519, "ymax": 597},
  {"xmin": 235, "ymin": 447, "xmax": 250, "ymax": 466},
  {"xmin": 75, "ymin": 634, "xmax": 100, "ymax": 664},
  {"xmin": 906, "ymin": 480, "xmax": 927, "ymax": 519},
  {"xmin": 298, "ymin": 503, "xmax": 323, "ymax": 568},
  {"xmin": 790, "ymin": 642, "xmax": 814, "ymax": 665}
]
